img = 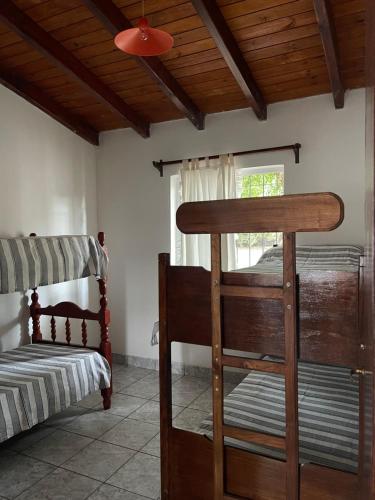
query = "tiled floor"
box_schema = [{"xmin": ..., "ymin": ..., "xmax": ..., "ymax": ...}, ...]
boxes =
[{"xmin": 0, "ymin": 363, "xmax": 221, "ymax": 500}]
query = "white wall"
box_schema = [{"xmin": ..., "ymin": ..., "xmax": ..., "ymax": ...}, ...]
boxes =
[
  {"xmin": 0, "ymin": 85, "xmax": 98, "ymax": 351},
  {"xmin": 98, "ymin": 90, "xmax": 365, "ymax": 367}
]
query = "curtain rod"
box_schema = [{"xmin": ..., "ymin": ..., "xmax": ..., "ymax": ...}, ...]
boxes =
[{"xmin": 153, "ymin": 143, "xmax": 301, "ymax": 177}]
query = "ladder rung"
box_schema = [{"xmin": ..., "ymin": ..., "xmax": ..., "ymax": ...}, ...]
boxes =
[
  {"xmin": 221, "ymin": 284, "xmax": 283, "ymax": 300},
  {"xmin": 223, "ymin": 425, "xmax": 286, "ymax": 450},
  {"xmin": 222, "ymin": 355, "xmax": 285, "ymax": 375}
]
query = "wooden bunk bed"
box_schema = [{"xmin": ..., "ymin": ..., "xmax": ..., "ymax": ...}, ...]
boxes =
[
  {"xmin": 29, "ymin": 231, "xmax": 112, "ymax": 410},
  {"xmin": 0, "ymin": 232, "xmax": 112, "ymax": 445},
  {"xmin": 159, "ymin": 193, "xmax": 362, "ymax": 500}
]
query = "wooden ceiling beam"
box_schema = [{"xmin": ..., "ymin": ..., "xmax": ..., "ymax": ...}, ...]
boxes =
[
  {"xmin": 191, "ymin": 0, "xmax": 266, "ymax": 121},
  {"xmin": 81, "ymin": 0, "xmax": 205, "ymax": 130},
  {"xmin": 0, "ymin": 0, "xmax": 150, "ymax": 138},
  {"xmin": 313, "ymin": 0, "xmax": 345, "ymax": 109},
  {"xmin": 0, "ymin": 67, "xmax": 99, "ymax": 145}
]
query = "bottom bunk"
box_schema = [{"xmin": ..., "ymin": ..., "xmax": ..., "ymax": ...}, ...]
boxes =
[
  {"xmin": 200, "ymin": 360, "xmax": 359, "ymax": 474},
  {"xmin": 165, "ymin": 360, "xmax": 359, "ymax": 500},
  {"xmin": 0, "ymin": 343, "xmax": 111, "ymax": 443}
]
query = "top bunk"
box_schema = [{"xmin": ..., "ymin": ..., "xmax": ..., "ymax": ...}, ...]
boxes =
[
  {"xmin": 236, "ymin": 244, "xmax": 363, "ymax": 275},
  {"xmin": 0, "ymin": 234, "xmax": 108, "ymax": 294},
  {"xmin": 165, "ymin": 194, "xmax": 362, "ymax": 368}
]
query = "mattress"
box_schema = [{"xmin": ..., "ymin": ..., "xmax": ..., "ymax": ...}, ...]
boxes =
[
  {"xmin": 236, "ymin": 245, "xmax": 363, "ymax": 274},
  {"xmin": 200, "ymin": 360, "xmax": 359, "ymax": 473},
  {"xmin": 0, "ymin": 344, "xmax": 111, "ymax": 443},
  {"xmin": 0, "ymin": 235, "xmax": 108, "ymax": 294}
]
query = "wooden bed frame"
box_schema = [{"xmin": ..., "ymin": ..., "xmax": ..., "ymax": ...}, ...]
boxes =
[
  {"xmin": 159, "ymin": 193, "xmax": 362, "ymax": 500},
  {"xmin": 29, "ymin": 231, "xmax": 112, "ymax": 410}
]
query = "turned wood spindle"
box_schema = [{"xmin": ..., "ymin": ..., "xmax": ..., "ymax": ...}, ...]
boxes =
[
  {"xmin": 99, "ymin": 280, "xmax": 109, "ymax": 343},
  {"xmin": 98, "ymin": 231, "xmax": 112, "ymax": 409},
  {"xmin": 51, "ymin": 316, "xmax": 56, "ymax": 343},
  {"xmin": 65, "ymin": 318, "xmax": 71, "ymax": 345},
  {"xmin": 98, "ymin": 233, "xmax": 110, "ymax": 353},
  {"xmin": 30, "ymin": 287, "xmax": 42, "ymax": 342},
  {"xmin": 81, "ymin": 319, "xmax": 87, "ymax": 347}
]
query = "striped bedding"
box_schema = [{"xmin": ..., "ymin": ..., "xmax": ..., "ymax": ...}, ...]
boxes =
[
  {"xmin": 200, "ymin": 360, "xmax": 359, "ymax": 473},
  {"xmin": 0, "ymin": 235, "xmax": 108, "ymax": 294},
  {"xmin": 237, "ymin": 245, "xmax": 363, "ymax": 274},
  {"xmin": 0, "ymin": 344, "xmax": 111, "ymax": 443}
]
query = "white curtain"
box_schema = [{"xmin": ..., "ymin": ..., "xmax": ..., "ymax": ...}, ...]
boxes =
[{"xmin": 179, "ymin": 154, "xmax": 236, "ymax": 271}]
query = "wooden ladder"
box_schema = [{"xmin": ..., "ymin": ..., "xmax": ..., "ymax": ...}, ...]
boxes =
[{"xmin": 210, "ymin": 232, "xmax": 299, "ymax": 500}]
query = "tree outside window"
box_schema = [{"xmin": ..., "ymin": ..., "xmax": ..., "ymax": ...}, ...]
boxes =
[{"xmin": 235, "ymin": 167, "xmax": 284, "ymax": 268}]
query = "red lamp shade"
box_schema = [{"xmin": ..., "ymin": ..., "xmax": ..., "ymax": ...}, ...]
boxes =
[{"xmin": 114, "ymin": 17, "xmax": 174, "ymax": 57}]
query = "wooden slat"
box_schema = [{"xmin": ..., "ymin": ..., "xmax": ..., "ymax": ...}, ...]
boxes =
[
  {"xmin": 81, "ymin": 0, "xmax": 205, "ymax": 130},
  {"xmin": 0, "ymin": 66, "xmax": 99, "ymax": 145},
  {"xmin": 221, "ymin": 284, "xmax": 283, "ymax": 300},
  {"xmin": 191, "ymin": 0, "xmax": 266, "ymax": 120},
  {"xmin": 222, "ymin": 355, "xmax": 285, "ymax": 374},
  {"xmin": 211, "ymin": 233, "xmax": 224, "ymax": 499},
  {"xmin": 313, "ymin": 0, "xmax": 345, "ymax": 108},
  {"xmin": 177, "ymin": 193, "xmax": 344, "ymax": 235},
  {"xmin": 223, "ymin": 425, "xmax": 286, "ymax": 450},
  {"xmin": 0, "ymin": 0, "xmax": 150, "ymax": 137},
  {"xmin": 283, "ymin": 232, "xmax": 299, "ymax": 500}
]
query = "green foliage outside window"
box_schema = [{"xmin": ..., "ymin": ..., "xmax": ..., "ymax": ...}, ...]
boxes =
[
  {"xmin": 237, "ymin": 171, "xmax": 284, "ymax": 249},
  {"xmin": 241, "ymin": 172, "xmax": 284, "ymax": 199}
]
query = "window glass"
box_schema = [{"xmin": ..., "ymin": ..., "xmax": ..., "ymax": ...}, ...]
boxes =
[{"xmin": 235, "ymin": 166, "xmax": 284, "ymax": 269}]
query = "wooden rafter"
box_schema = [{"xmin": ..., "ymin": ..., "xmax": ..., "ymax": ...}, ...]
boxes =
[
  {"xmin": 0, "ymin": 0, "xmax": 150, "ymax": 138},
  {"xmin": 191, "ymin": 0, "xmax": 267, "ymax": 121},
  {"xmin": 81, "ymin": 0, "xmax": 205, "ymax": 131},
  {"xmin": 313, "ymin": 0, "xmax": 345, "ymax": 109},
  {"xmin": 0, "ymin": 67, "xmax": 99, "ymax": 145}
]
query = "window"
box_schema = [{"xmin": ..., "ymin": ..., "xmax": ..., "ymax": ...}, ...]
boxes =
[
  {"xmin": 170, "ymin": 164, "xmax": 284, "ymax": 268},
  {"xmin": 235, "ymin": 165, "xmax": 284, "ymax": 269}
]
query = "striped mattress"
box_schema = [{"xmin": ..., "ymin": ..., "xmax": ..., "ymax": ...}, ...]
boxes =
[
  {"xmin": 0, "ymin": 235, "xmax": 108, "ymax": 294},
  {"xmin": 0, "ymin": 344, "xmax": 111, "ymax": 443},
  {"xmin": 237, "ymin": 245, "xmax": 363, "ymax": 274},
  {"xmin": 200, "ymin": 360, "xmax": 359, "ymax": 473}
]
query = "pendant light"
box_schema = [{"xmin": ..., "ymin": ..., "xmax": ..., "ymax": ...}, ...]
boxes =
[{"xmin": 114, "ymin": 0, "xmax": 174, "ymax": 57}]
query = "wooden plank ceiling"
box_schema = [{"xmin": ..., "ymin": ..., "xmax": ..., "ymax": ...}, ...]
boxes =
[{"xmin": 0, "ymin": 0, "xmax": 365, "ymax": 144}]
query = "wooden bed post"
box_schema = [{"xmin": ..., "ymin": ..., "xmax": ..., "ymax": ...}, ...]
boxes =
[
  {"xmin": 159, "ymin": 253, "xmax": 172, "ymax": 500},
  {"xmin": 29, "ymin": 234, "xmax": 42, "ymax": 343},
  {"xmin": 211, "ymin": 234, "xmax": 225, "ymax": 498},
  {"xmin": 283, "ymin": 233, "xmax": 299, "ymax": 500},
  {"xmin": 30, "ymin": 287, "xmax": 42, "ymax": 342},
  {"xmin": 98, "ymin": 231, "xmax": 112, "ymax": 410}
]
